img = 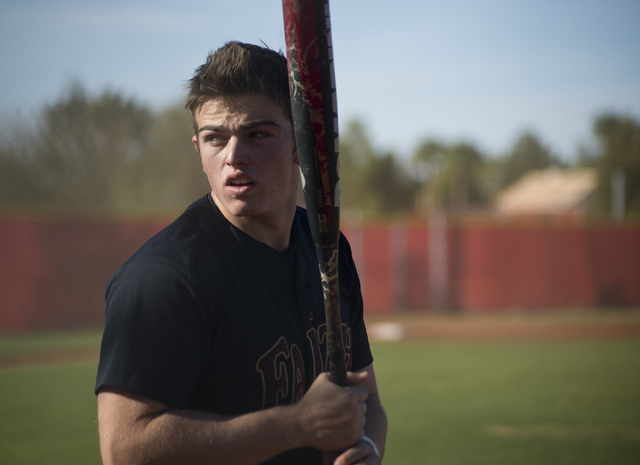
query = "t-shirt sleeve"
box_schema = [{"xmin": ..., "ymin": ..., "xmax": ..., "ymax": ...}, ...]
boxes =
[
  {"xmin": 95, "ymin": 254, "xmax": 210, "ymax": 408},
  {"xmin": 339, "ymin": 233, "xmax": 374, "ymax": 372}
]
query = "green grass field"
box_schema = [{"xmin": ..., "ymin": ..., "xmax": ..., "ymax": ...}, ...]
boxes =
[
  {"xmin": 0, "ymin": 328, "xmax": 639, "ymax": 464},
  {"xmin": 375, "ymin": 340, "xmax": 640, "ymax": 465}
]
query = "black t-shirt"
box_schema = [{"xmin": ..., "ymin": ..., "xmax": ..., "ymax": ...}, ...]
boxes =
[{"xmin": 95, "ymin": 195, "xmax": 373, "ymax": 464}]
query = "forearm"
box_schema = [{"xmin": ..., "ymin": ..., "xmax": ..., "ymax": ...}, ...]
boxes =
[
  {"xmin": 98, "ymin": 390, "xmax": 305, "ymax": 465},
  {"xmin": 106, "ymin": 406, "xmax": 300, "ymax": 465},
  {"xmin": 99, "ymin": 373, "xmax": 367, "ymax": 465}
]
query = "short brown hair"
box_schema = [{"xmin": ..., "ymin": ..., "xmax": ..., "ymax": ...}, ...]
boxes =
[{"xmin": 185, "ymin": 41, "xmax": 291, "ymax": 133}]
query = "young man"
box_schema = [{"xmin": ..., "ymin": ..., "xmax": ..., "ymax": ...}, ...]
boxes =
[{"xmin": 95, "ymin": 41, "xmax": 387, "ymax": 465}]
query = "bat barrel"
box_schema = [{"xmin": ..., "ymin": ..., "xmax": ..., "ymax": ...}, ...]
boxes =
[{"xmin": 283, "ymin": 0, "xmax": 347, "ymax": 387}]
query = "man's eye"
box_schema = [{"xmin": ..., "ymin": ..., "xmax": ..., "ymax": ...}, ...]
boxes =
[
  {"xmin": 206, "ymin": 135, "xmax": 226, "ymax": 145},
  {"xmin": 249, "ymin": 131, "xmax": 269, "ymax": 139}
]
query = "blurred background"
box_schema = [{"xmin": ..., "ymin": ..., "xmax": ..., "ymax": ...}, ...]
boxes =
[
  {"xmin": 1, "ymin": 2, "xmax": 639, "ymax": 464},
  {"xmin": 1, "ymin": 0, "xmax": 638, "ymax": 329}
]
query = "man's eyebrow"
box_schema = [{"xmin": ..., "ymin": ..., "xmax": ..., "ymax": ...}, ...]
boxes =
[{"xmin": 197, "ymin": 119, "xmax": 282, "ymax": 134}]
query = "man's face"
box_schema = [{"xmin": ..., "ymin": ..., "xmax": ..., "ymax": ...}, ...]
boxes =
[{"xmin": 192, "ymin": 94, "xmax": 299, "ymax": 227}]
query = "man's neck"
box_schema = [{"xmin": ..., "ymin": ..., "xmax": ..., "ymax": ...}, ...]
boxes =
[{"xmin": 210, "ymin": 194, "xmax": 296, "ymax": 251}]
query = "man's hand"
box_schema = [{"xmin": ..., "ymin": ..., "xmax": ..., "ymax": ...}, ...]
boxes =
[
  {"xmin": 317, "ymin": 364, "xmax": 386, "ymax": 465},
  {"xmin": 293, "ymin": 371, "xmax": 369, "ymax": 452}
]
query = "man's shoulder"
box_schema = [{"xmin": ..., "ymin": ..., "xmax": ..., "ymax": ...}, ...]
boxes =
[
  {"xmin": 144, "ymin": 195, "xmax": 224, "ymax": 251},
  {"xmin": 182, "ymin": 194, "xmax": 226, "ymax": 233},
  {"xmin": 112, "ymin": 196, "xmax": 227, "ymax": 279}
]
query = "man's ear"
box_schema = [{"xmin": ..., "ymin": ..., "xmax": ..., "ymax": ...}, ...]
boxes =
[{"xmin": 192, "ymin": 135, "xmax": 200, "ymax": 153}]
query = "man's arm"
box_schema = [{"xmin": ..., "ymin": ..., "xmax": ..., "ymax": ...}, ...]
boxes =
[
  {"xmin": 97, "ymin": 371, "xmax": 370, "ymax": 465},
  {"xmin": 322, "ymin": 364, "xmax": 387, "ymax": 465}
]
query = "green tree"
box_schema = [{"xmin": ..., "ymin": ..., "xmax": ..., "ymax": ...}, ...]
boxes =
[
  {"xmin": 411, "ymin": 139, "xmax": 448, "ymax": 210},
  {"xmin": 364, "ymin": 151, "xmax": 417, "ymax": 214},
  {"xmin": 0, "ymin": 116, "xmax": 47, "ymax": 210},
  {"xmin": 592, "ymin": 114, "xmax": 640, "ymax": 219},
  {"xmin": 339, "ymin": 119, "xmax": 376, "ymax": 217},
  {"xmin": 32, "ymin": 83, "xmax": 154, "ymax": 213},
  {"xmin": 121, "ymin": 104, "xmax": 210, "ymax": 214},
  {"xmin": 0, "ymin": 146, "xmax": 46, "ymax": 210},
  {"xmin": 339, "ymin": 119, "xmax": 417, "ymax": 218},
  {"xmin": 500, "ymin": 131, "xmax": 559, "ymax": 188},
  {"xmin": 444, "ymin": 142, "xmax": 486, "ymax": 211},
  {"xmin": 411, "ymin": 139, "xmax": 488, "ymax": 212},
  {"xmin": 0, "ymin": 84, "xmax": 210, "ymax": 216}
]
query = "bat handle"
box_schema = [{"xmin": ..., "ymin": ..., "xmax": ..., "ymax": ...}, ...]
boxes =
[{"xmin": 321, "ymin": 245, "xmax": 348, "ymax": 387}]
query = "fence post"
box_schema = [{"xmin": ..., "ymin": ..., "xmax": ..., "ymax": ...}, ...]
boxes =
[
  {"xmin": 429, "ymin": 210, "xmax": 448, "ymax": 310},
  {"xmin": 390, "ymin": 221, "xmax": 408, "ymax": 311}
]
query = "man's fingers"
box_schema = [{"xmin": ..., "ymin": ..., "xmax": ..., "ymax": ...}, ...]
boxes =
[
  {"xmin": 346, "ymin": 370, "xmax": 369, "ymax": 386},
  {"xmin": 345, "ymin": 371, "xmax": 370, "ymax": 404},
  {"xmin": 321, "ymin": 450, "xmax": 339, "ymax": 465},
  {"xmin": 333, "ymin": 439, "xmax": 375, "ymax": 465}
]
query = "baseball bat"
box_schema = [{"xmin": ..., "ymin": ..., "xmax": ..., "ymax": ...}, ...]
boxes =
[{"xmin": 282, "ymin": 0, "xmax": 347, "ymax": 387}]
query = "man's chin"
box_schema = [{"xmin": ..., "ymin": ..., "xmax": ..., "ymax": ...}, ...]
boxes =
[
  {"xmin": 218, "ymin": 200, "xmax": 258, "ymax": 220},
  {"xmin": 211, "ymin": 194, "xmax": 248, "ymax": 216}
]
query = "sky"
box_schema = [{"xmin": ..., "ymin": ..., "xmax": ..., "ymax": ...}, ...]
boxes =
[{"xmin": 1, "ymin": 0, "xmax": 639, "ymax": 161}]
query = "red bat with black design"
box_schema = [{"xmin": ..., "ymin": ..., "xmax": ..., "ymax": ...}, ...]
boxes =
[{"xmin": 282, "ymin": 0, "xmax": 347, "ymax": 387}]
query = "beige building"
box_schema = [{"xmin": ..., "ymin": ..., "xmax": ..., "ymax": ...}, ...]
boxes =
[{"xmin": 495, "ymin": 168, "xmax": 597, "ymax": 216}]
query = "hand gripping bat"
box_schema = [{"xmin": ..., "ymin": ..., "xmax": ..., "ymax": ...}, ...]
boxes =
[{"xmin": 282, "ymin": 0, "xmax": 347, "ymax": 387}]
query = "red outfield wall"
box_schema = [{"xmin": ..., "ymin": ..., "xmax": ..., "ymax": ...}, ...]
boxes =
[
  {"xmin": 342, "ymin": 222, "xmax": 640, "ymax": 314},
  {"xmin": 1, "ymin": 217, "xmax": 639, "ymax": 330},
  {"xmin": 0, "ymin": 218, "xmax": 168, "ymax": 331}
]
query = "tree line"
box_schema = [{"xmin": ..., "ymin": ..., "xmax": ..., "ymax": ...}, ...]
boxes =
[
  {"xmin": 0, "ymin": 83, "xmax": 210, "ymax": 216},
  {"xmin": 338, "ymin": 112, "xmax": 639, "ymax": 221},
  {"xmin": 1, "ymin": 83, "xmax": 638, "ymax": 220}
]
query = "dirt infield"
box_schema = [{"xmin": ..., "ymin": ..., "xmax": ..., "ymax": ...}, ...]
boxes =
[
  {"xmin": 365, "ymin": 308, "xmax": 640, "ymax": 341},
  {"xmin": 2, "ymin": 309, "xmax": 639, "ymax": 369},
  {"xmin": 0, "ymin": 347, "xmax": 100, "ymax": 369}
]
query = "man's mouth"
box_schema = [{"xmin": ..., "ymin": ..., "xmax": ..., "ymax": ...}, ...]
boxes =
[{"xmin": 230, "ymin": 178, "xmax": 252, "ymax": 186}]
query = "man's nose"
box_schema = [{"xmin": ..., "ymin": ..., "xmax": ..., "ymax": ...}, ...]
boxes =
[{"xmin": 225, "ymin": 137, "xmax": 249, "ymax": 166}]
